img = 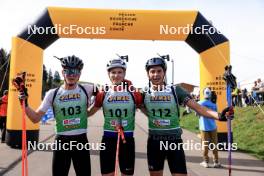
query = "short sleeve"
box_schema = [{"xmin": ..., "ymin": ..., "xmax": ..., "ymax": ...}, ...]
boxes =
[
  {"xmin": 94, "ymin": 91, "xmax": 105, "ymax": 108},
  {"xmin": 175, "ymin": 86, "xmax": 192, "ymax": 105},
  {"xmin": 82, "ymin": 84, "xmax": 97, "ymax": 98},
  {"xmin": 37, "ymin": 89, "xmax": 56, "ymax": 113},
  {"xmin": 133, "ymin": 91, "xmax": 143, "ymax": 108}
]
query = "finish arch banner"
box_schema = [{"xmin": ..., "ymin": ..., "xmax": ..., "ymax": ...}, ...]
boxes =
[{"xmin": 7, "ymin": 7, "xmax": 230, "ymax": 147}]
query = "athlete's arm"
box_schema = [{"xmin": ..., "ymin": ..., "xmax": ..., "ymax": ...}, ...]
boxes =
[
  {"xmin": 25, "ymin": 108, "xmax": 46, "ymax": 123},
  {"xmin": 26, "ymin": 89, "xmax": 54, "ymax": 123},
  {"xmin": 186, "ymin": 99, "xmax": 219, "ymax": 120},
  {"xmin": 88, "ymin": 91, "xmax": 103, "ymax": 117},
  {"xmin": 174, "ymin": 85, "xmax": 219, "ymax": 120},
  {"xmin": 83, "ymin": 83, "xmax": 98, "ymax": 108}
]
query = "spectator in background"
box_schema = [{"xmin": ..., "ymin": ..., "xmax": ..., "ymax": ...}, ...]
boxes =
[
  {"xmin": 256, "ymin": 78, "xmax": 264, "ymax": 102},
  {"xmin": 237, "ymin": 87, "xmax": 242, "ymax": 107},
  {"xmin": 232, "ymin": 88, "xmax": 237, "ymax": 106},
  {"xmin": 241, "ymin": 88, "xmax": 249, "ymax": 107},
  {"xmin": 256, "ymin": 78, "xmax": 264, "ymax": 90},
  {"xmin": 0, "ymin": 90, "xmax": 8, "ymax": 143},
  {"xmin": 232, "ymin": 87, "xmax": 241, "ymax": 107},
  {"xmin": 198, "ymin": 88, "xmax": 222, "ymax": 168},
  {"xmin": 252, "ymin": 81, "xmax": 259, "ymax": 104},
  {"xmin": 252, "ymin": 81, "xmax": 258, "ymax": 90}
]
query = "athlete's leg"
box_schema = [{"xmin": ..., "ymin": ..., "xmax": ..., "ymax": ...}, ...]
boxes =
[
  {"xmin": 149, "ymin": 171, "xmax": 163, "ymax": 176},
  {"xmin": 167, "ymin": 138, "xmax": 187, "ymax": 175},
  {"xmin": 147, "ymin": 135, "xmax": 166, "ymax": 176},
  {"xmin": 72, "ymin": 134, "xmax": 91, "ymax": 176},
  {"xmin": 171, "ymin": 173, "xmax": 187, "ymax": 176},
  {"xmin": 119, "ymin": 137, "xmax": 135, "ymax": 176},
  {"xmin": 100, "ymin": 136, "xmax": 116, "ymax": 176},
  {"xmin": 52, "ymin": 136, "xmax": 71, "ymax": 176}
]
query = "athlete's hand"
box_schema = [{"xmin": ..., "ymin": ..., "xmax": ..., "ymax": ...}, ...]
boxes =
[
  {"xmin": 115, "ymin": 124, "xmax": 124, "ymax": 132},
  {"xmin": 12, "ymin": 72, "xmax": 28, "ymax": 106},
  {"xmin": 218, "ymin": 106, "xmax": 234, "ymax": 121}
]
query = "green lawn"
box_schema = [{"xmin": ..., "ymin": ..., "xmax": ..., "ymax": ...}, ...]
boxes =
[
  {"xmin": 179, "ymin": 106, "xmax": 264, "ymax": 160},
  {"xmin": 179, "ymin": 108, "xmax": 199, "ymax": 133}
]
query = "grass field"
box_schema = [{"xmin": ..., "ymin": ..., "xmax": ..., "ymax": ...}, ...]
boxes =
[{"xmin": 179, "ymin": 106, "xmax": 264, "ymax": 160}]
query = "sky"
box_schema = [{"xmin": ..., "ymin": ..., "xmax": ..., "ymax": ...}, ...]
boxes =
[{"xmin": 1, "ymin": 0, "xmax": 264, "ymax": 89}]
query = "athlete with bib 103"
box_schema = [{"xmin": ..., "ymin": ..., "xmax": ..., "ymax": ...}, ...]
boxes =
[{"xmin": 14, "ymin": 55, "xmax": 97, "ymax": 176}]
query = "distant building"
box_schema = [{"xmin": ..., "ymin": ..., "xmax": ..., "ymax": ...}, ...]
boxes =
[{"xmin": 176, "ymin": 82, "xmax": 198, "ymax": 93}]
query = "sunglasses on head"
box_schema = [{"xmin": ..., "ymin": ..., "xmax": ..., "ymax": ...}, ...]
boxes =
[{"xmin": 63, "ymin": 69, "xmax": 81, "ymax": 75}]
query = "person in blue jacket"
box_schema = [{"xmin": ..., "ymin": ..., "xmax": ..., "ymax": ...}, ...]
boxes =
[{"xmin": 198, "ymin": 87, "xmax": 222, "ymax": 168}]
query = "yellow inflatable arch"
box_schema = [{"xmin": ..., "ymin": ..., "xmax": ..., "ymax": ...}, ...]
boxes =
[{"xmin": 7, "ymin": 7, "xmax": 230, "ymax": 147}]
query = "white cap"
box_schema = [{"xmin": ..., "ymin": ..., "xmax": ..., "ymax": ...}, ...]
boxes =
[{"xmin": 203, "ymin": 87, "xmax": 212, "ymax": 99}]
